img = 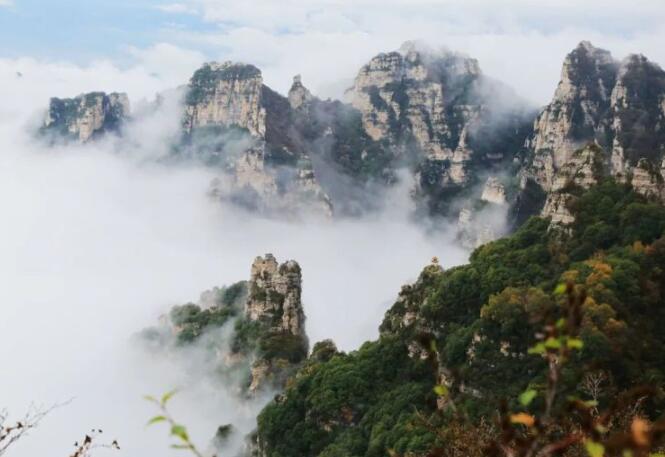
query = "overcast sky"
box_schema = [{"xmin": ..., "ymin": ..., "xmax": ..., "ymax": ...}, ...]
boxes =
[{"xmin": 1, "ymin": 0, "xmax": 664, "ymax": 104}]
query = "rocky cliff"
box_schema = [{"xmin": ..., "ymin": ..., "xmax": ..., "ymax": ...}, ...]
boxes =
[
  {"xmin": 180, "ymin": 62, "xmax": 333, "ymax": 218},
  {"xmin": 348, "ymin": 41, "xmax": 483, "ymax": 173},
  {"xmin": 526, "ymin": 41, "xmax": 665, "ymax": 224},
  {"xmin": 147, "ymin": 253, "xmax": 308, "ymax": 394},
  {"xmin": 242, "ymin": 254, "xmax": 308, "ymax": 392},
  {"xmin": 37, "ymin": 41, "xmax": 665, "ymax": 246},
  {"xmin": 41, "ymin": 92, "xmax": 129, "ymax": 142},
  {"xmin": 347, "ymin": 41, "xmax": 533, "ymax": 218}
]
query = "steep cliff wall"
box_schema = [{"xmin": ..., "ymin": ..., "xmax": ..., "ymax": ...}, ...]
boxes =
[
  {"xmin": 527, "ymin": 42, "xmax": 665, "ymax": 224},
  {"xmin": 41, "ymin": 92, "xmax": 129, "ymax": 142}
]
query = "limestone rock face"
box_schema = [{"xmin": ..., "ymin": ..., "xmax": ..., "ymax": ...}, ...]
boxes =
[
  {"xmin": 148, "ymin": 254, "xmax": 309, "ymax": 397},
  {"xmin": 457, "ymin": 207, "xmax": 499, "ymax": 249},
  {"xmin": 348, "ymin": 41, "xmax": 533, "ymax": 216},
  {"xmin": 551, "ymin": 143, "xmax": 605, "ymax": 192},
  {"xmin": 208, "ymin": 145, "xmax": 333, "ymax": 218},
  {"xmin": 288, "ymin": 75, "xmax": 313, "ymax": 110},
  {"xmin": 42, "ymin": 92, "xmax": 129, "ymax": 142},
  {"xmin": 380, "ymin": 259, "xmax": 444, "ymax": 339},
  {"xmin": 528, "ymin": 42, "xmax": 617, "ymax": 190},
  {"xmin": 243, "ymin": 254, "xmax": 309, "ymax": 393},
  {"xmin": 348, "ymin": 42, "xmax": 481, "ymax": 185},
  {"xmin": 481, "ymin": 177, "xmax": 507, "ymax": 205},
  {"xmin": 183, "ymin": 62, "xmax": 266, "ymax": 137},
  {"xmin": 630, "ymin": 159, "xmax": 665, "ymax": 200},
  {"xmin": 541, "ymin": 192, "xmax": 575, "ymax": 226},
  {"xmin": 182, "ymin": 63, "xmax": 333, "ymax": 218},
  {"xmin": 527, "ymin": 41, "xmax": 665, "ymax": 220},
  {"xmin": 246, "ymin": 254, "xmax": 306, "ymax": 338}
]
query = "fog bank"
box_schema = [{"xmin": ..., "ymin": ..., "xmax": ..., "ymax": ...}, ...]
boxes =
[{"xmin": 0, "ymin": 65, "xmax": 467, "ymax": 456}]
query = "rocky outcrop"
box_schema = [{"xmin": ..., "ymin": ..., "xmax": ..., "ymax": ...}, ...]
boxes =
[
  {"xmin": 549, "ymin": 143, "xmax": 605, "ymax": 192},
  {"xmin": 348, "ymin": 41, "xmax": 481, "ymax": 167},
  {"xmin": 527, "ymin": 42, "xmax": 617, "ymax": 190},
  {"xmin": 287, "ymin": 75, "xmax": 313, "ymax": 111},
  {"xmin": 527, "ymin": 41, "xmax": 665, "ymax": 224},
  {"xmin": 242, "ymin": 254, "xmax": 309, "ymax": 392},
  {"xmin": 629, "ymin": 159, "xmax": 665, "ymax": 201},
  {"xmin": 348, "ymin": 41, "xmax": 533, "ymax": 206},
  {"xmin": 481, "ymin": 177, "xmax": 507, "ymax": 205},
  {"xmin": 38, "ymin": 41, "xmax": 665, "ymax": 235},
  {"xmin": 183, "ymin": 62, "xmax": 266, "ymax": 137},
  {"xmin": 148, "ymin": 254, "xmax": 309, "ymax": 395},
  {"xmin": 41, "ymin": 92, "xmax": 129, "ymax": 142},
  {"xmin": 541, "ymin": 192, "xmax": 575, "ymax": 226},
  {"xmin": 246, "ymin": 254, "xmax": 306, "ymax": 338},
  {"xmin": 379, "ymin": 257, "xmax": 445, "ymax": 360},
  {"xmin": 182, "ymin": 63, "xmax": 333, "ymax": 218},
  {"xmin": 208, "ymin": 146, "xmax": 333, "ymax": 218},
  {"xmin": 457, "ymin": 207, "xmax": 501, "ymax": 249}
]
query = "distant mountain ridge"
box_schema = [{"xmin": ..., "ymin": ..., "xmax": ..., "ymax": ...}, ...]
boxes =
[{"xmin": 39, "ymin": 41, "xmax": 665, "ymax": 245}]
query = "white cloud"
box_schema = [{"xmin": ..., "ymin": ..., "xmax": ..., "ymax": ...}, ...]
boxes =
[
  {"xmin": 0, "ymin": 55, "xmax": 468, "ymax": 456},
  {"xmin": 156, "ymin": 2, "xmax": 198, "ymax": 15},
  {"xmin": 125, "ymin": 42, "xmax": 205, "ymax": 87},
  {"xmin": 0, "ymin": 42, "xmax": 205, "ymax": 129},
  {"xmin": 158, "ymin": 0, "xmax": 665, "ymax": 104},
  {"xmin": 0, "ymin": 0, "xmax": 13, "ymax": 6}
]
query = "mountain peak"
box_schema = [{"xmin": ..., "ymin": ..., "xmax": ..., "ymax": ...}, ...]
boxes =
[
  {"xmin": 201, "ymin": 61, "xmax": 262, "ymax": 80},
  {"xmin": 288, "ymin": 74, "xmax": 313, "ymax": 110}
]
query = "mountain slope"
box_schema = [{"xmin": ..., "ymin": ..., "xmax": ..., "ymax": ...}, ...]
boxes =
[{"xmin": 254, "ymin": 179, "xmax": 665, "ymax": 456}]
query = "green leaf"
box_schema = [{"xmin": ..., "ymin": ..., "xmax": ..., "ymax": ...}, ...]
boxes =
[
  {"xmin": 528, "ymin": 343, "xmax": 546, "ymax": 355},
  {"xmin": 567, "ymin": 338, "xmax": 584, "ymax": 350},
  {"xmin": 519, "ymin": 389, "xmax": 537, "ymax": 407},
  {"xmin": 555, "ymin": 318, "xmax": 566, "ymax": 329},
  {"xmin": 161, "ymin": 389, "xmax": 178, "ymax": 405},
  {"xmin": 554, "ymin": 283, "xmax": 567, "ymax": 295},
  {"xmin": 171, "ymin": 444, "xmax": 191, "ymax": 450},
  {"xmin": 143, "ymin": 395, "xmax": 159, "ymax": 404},
  {"xmin": 585, "ymin": 440, "xmax": 605, "ymax": 457},
  {"xmin": 146, "ymin": 415, "xmax": 167, "ymax": 426},
  {"xmin": 433, "ymin": 385, "xmax": 448, "ymax": 397},
  {"xmin": 170, "ymin": 424, "xmax": 189, "ymax": 442},
  {"xmin": 544, "ymin": 337, "xmax": 562, "ymax": 350}
]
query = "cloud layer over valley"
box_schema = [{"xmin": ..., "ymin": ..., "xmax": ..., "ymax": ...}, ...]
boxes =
[{"xmin": 0, "ymin": 59, "xmax": 467, "ymax": 456}]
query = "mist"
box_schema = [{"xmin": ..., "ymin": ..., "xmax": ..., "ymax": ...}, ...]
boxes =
[{"xmin": 0, "ymin": 60, "xmax": 468, "ymax": 456}]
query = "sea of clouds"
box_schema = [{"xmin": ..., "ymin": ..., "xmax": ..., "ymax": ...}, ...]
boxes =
[{"xmin": 0, "ymin": 56, "xmax": 467, "ymax": 456}]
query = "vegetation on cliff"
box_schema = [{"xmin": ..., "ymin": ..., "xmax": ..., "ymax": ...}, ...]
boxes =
[{"xmin": 255, "ymin": 179, "xmax": 665, "ymax": 456}]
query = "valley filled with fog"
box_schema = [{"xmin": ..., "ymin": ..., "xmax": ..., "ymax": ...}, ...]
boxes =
[{"xmin": 0, "ymin": 68, "xmax": 467, "ymax": 456}]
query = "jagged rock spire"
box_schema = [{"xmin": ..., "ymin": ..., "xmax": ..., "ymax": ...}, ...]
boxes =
[
  {"xmin": 527, "ymin": 41, "xmax": 665, "ymax": 226},
  {"xmin": 288, "ymin": 74, "xmax": 313, "ymax": 110},
  {"xmin": 245, "ymin": 253, "xmax": 309, "ymax": 392},
  {"xmin": 246, "ymin": 253, "xmax": 307, "ymax": 338}
]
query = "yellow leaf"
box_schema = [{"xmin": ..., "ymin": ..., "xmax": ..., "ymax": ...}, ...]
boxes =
[
  {"xmin": 567, "ymin": 338, "xmax": 584, "ymax": 350},
  {"xmin": 631, "ymin": 417, "xmax": 650, "ymax": 446},
  {"xmin": 544, "ymin": 337, "xmax": 562, "ymax": 350},
  {"xmin": 584, "ymin": 440, "xmax": 605, "ymax": 457},
  {"xmin": 510, "ymin": 413, "xmax": 535, "ymax": 427},
  {"xmin": 433, "ymin": 385, "xmax": 448, "ymax": 397}
]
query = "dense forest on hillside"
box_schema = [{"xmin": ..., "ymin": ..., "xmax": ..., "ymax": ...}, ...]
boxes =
[{"xmin": 254, "ymin": 180, "xmax": 665, "ymax": 457}]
